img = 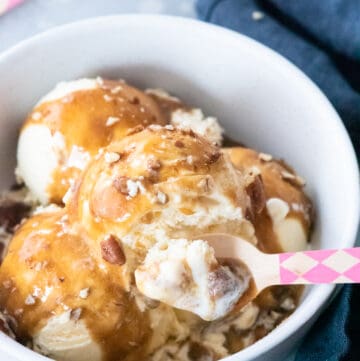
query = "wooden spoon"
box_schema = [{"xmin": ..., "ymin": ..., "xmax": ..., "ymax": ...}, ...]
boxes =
[{"xmin": 201, "ymin": 233, "xmax": 360, "ymax": 310}]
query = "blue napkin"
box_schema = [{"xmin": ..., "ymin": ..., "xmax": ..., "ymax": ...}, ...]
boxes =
[{"xmin": 196, "ymin": 1, "xmax": 360, "ymax": 360}]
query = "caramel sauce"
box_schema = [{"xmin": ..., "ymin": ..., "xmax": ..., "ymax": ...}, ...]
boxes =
[{"xmin": 0, "ymin": 211, "xmax": 151, "ymax": 361}]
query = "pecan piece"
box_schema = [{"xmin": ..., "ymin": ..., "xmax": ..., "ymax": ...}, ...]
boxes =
[
  {"xmin": 174, "ymin": 140, "xmax": 185, "ymax": 148},
  {"xmin": 126, "ymin": 124, "xmax": 145, "ymax": 136},
  {"xmin": 246, "ymin": 174, "xmax": 266, "ymax": 215},
  {"xmin": 101, "ymin": 235, "xmax": 126, "ymax": 265},
  {"xmin": 205, "ymin": 150, "xmax": 221, "ymax": 165},
  {"xmin": 113, "ymin": 176, "xmax": 128, "ymax": 194}
]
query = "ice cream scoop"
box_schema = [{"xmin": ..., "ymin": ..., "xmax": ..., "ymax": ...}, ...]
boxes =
[
  {"xmin": 17, "ymin": 78, "xmax": 167, "ymax": 204},
  {"xmin": 225, "ymin": 147, "xmax": 313, "ymax": 253},
  {"xmin": 67, "ymin": 127, "xmax": 260, "ymax": 260},
  {"xmin": 0, "ymin": 209, "xmax": 152, "ymax": 361}
]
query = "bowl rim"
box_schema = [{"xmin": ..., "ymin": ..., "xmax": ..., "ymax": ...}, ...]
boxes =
[{"xmin": 0, "ymin": 14, "xmax": 359, "ymax": 361}]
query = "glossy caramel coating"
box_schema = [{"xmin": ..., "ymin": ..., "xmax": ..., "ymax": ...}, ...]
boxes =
[
  {"xmin": 0, "ymin": 211, "xmax": 151, "ymax": 361},
  {"xmin": 225, "ymin": 147, "xmax": 313, "ymax": 253},
  {"xmin": 68, "ymin": 127, "xmax": 255, "ymax": 258},
  {"xmin": 24, "ymin": 80, "xmax": 167, "ymax": 204}
]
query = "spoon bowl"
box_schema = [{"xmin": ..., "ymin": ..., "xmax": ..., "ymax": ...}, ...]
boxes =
[{"xmin": 202, "ymin": 233, "xmax": 360, "ymax": 310}]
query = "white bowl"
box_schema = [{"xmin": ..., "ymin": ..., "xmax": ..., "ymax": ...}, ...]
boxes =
[{"xmin": 0, "ymin": 15, "xmax": 358, "ymax": 361}]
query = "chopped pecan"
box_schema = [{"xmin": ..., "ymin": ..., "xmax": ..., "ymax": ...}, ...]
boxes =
[
  {"xmin": 246, "ymin": 174, "xmax": 266, "ymax": 215},
  {"xmin": 205, "ymin": 151, "xmax": 221, "ymax": 164},
  {"xmin": 147, "ymin": 158, "xmax": 161, "ymax": 170},
  {"xmin": 70, "ymin": 308, "xmax": 82, "ymax": 321},
  {"xmin": 208, "ymin": 267, "xmax": 238, "ymax": 299},
  {"xmin": 129, "ymin": 96, "xmax": 140, "ymax": 105},
  {"xmin": 113, "ymin": 176, "xmax": 128, "ymax": 194},
  {"xmin": 174, "ymin": 140, "xmax": 185, "ymax": 148},
  {"xmin": 101, "ymin": 235, "xmax": 126, "ymax": 265},
  {"xmin": 126, "ymin": 124, "xmax": 145, "ymax": 136}
]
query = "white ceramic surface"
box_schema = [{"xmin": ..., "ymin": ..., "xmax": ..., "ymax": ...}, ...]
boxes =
[{"xmin": 0, "ymin": 15, "xmax": 358, "ymax": 361}]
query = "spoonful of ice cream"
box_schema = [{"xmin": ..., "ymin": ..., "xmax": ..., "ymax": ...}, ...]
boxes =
[
  {"xmin": 201, "ymin": 233, "xmax": 360, "ymax": 312},
  {"xmin": 136, "ymin": 233, "xmax": 360, "ymax": 321}
]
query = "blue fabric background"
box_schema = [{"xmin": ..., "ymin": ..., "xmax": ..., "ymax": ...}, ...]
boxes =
[{"xmin": 196, "ymin": 1, "xmax": 360, "ymax": 360}]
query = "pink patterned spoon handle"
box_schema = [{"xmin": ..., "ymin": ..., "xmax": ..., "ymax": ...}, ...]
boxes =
[{"xmin": 279, "ymin": 248, "xmax": 360, "ymax": 284}]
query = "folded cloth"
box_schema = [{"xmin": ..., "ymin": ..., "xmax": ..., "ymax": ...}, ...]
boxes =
[
  {"xmin": 196, "ymin": 1, "xmax": 360, "ymax": 360},
  {"xmin": 197, "ymin": 0, "xmax": 360, "ymax": 158}
]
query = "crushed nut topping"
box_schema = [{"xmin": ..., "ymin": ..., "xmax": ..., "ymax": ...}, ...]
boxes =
[
  {"xmin": 103, "ymin": 94, "xmax": 113, "ymax": 102},
  {"xmin": 32, "ymin": 287, "xmax": 41, "ymax": 298},
  {"xmin": 246, "ymin": 175, "xmax": 266, "ymax": 215},
  {"xmin": 34, "ymin": 261, "xmax": 47, "ymax": 272},
  {"xmin": 127, "ymin": 179, "xmax": 139, "ymax": 197},
  {"xmin": 104, "ymin": 152, "xmax": 121, "ymax": 164},
  {"xmin": 198, "ymin": 176, "xmax": 213, "ymax": 192},
  {"xmin": 70, "ymin": 308, "xmax": 82, "ymax": 321},
  {"xmin": 129, "ymin": 96, "xmax": 140, "ymax": 105},
  {"xmin": 14, "ymin": 309, "xmax": 23, "ymax": 316},
  {"xmin": 247, "ymin": 166, "xmax": 261, "ymax": 177},
  {"xmin": 205, "ymin": 151, "xmax": 221, "ymax": 164},
  {"xmin": 295, "ymin": 175, "xmax": 306, "ymax": 186},
  {"xmin": 79, "ymin": 288, "xmax": 90, "ymax": 299},
  {"xmin": 281, "ymin": 171, "xmax": 306, "ymax": 187},
  {"xmin": 259, "ymin": 152, "xmax": 273, "ymax": 162},
  {"xmin": 110, "ymin": 85, "xmax": 123, "ymax": 94},
  {"xmin": 106, "ymin": 116, "xmax": 120, "ymax": 127},
  {"xmin": 126, "ymin": 125, "xmax": 145, "ymax": 135},
  {"xmin": 280, "ymin": 170, "xmax": 296, "ymax": 180},
  {"xmin": 175, "ymin": 140, "xmax": 185, "ymax": 148},
  {"xmin": 148, "ymin": 124, "xmax": 162, "ymax": 131},
  {"xmin": 100, "ymin": 235, "xmax": 126, "ymax": 265},
  {"xmin": 25, "ymin": 295, "xmax": 36, "ymax": 305},
  {"xmin": 147, "ymin": 157, "xmax": 161, "ymax": 170},
  {"xmin": 113, "ymin": 176, "xmax": 128, "ymax": 194},
  {"xmin": 156, "ymin": 191, "xmax": 168, "ymax": 205},
  {"xmin": 186, "ymin": 155, "xmax": 194, "ymax": 165}
]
